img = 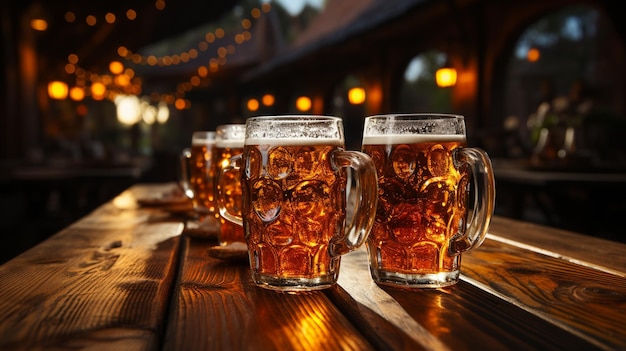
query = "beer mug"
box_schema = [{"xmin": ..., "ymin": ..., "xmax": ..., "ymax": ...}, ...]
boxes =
[
  {"xmin": 214, "ymin": 124, "xmax": 246, "ymax": 245},
  {"xmin": 362, "ymin": 113, "xmax": 495, "ymax": 288},
  {"xmin": 179, "ymin": 131, "xmax": 219, "ymax": 235},
  {"xmin": 219, "ymin": 115, "xmax": 378, "ymax": 292}
]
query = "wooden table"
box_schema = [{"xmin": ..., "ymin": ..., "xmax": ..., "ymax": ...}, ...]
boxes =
[{"xmin": 0, "ymin": 183, "xmax": 624, "ymax": 350}]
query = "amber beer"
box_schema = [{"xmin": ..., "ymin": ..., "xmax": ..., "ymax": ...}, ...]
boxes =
[
  {"xmin": 242, "ymin": 139, "xmax": 347, "ymax": 286},
  {"xmin": 181, "ymin": 131, "xmax": 217, "ymax": 215},
  {"xmin": 215, "ymin": 124, "xmax": 245, "ymax": 245},
  {"xmin": 218, "ymin": 115, "xmax": 378, "ymax": 292},
  {"xmin": 362, "ymin": 135, "xmax": 467, "ymax": 279},
  {"xmin": 362, "ymin": 114, "xmax": 495, "ymax": 288}
]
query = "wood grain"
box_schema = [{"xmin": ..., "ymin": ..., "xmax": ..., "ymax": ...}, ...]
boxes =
[
  {"xmin": 335, "ymin": 247, "xmax": 605, "ymax": 351},
  {"xmin": 0, "ymin": 184, "xmax": 184, "ymax": 350},
  {"xmin": 487, "ymin": 216, "xmax": 626, "ymax": 275},
  {"xmin": 331, "ymin": 217, "xmax": 626, "ymax": 351},
  {"xmin": 163, "ymin": 235, "xmax": 375, "ymax": 351},
  {"xmin": 463, "ymin": 238, "xmax": 626, "ymax": 350}
]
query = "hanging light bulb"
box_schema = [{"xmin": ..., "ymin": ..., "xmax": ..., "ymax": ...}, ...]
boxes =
[{"xmin": 436, "ymin": 58, "xmax": 457, "ymax": 88}]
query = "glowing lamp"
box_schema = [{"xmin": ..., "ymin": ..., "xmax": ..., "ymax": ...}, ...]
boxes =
[
  {"xmin": 115, "ymin": 95, "xmax": 141, "ymax": 125},
  {"xmin": 109, "ymin": 61, "xmax": 124, "ymax": 74},
  {"xmin": 247, "ymin": 98, "xmax": 260, "ymax": 112},
  {"xmin": 527, "ymin": 48, "xmax": 540, "ymax": 62},
  {"xmin": 348, "ymin": 87, "xmax": 366, "ymax": 104},
  {"xmin": 48, "ymin": 81, "xmax": 68, "ymax": 99},
  {"xmin": 90, "ymin": 82, "xmax": 106, "ymax": 100},
  {"xmin": 435, "ymin": 65, "xmax": 457, "ymax": 88},
  {"xmin": 262, "ymin": 94, "xmax": 275, "ymax": 106},
  {"xmin": 30, "ymin": 19, "xmax": 48, "ymax": 31},
  {"xmin": 69, "ymin": 86, "xmax": 84, "ymax": 101},
  {"xmin": 295, "ymin": 96, "xmax": 312, "ymax": 112},
  {"xmin": 157, "ymin": 101, "xmax": 170, "ymax": 123}
]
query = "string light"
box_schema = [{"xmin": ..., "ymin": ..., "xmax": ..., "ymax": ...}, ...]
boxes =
[
  {"xmin": 50, "ymin": 3, "xmax": 272, "ymax": 109},
  {"xmin": 61, "ymin": 0, "xmax": 162, "ymax": 27}
]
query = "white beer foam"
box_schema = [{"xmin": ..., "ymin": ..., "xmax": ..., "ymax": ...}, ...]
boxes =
[
  {"xmin": 217, "ymin": 139, "xmax": 244, "ymax": 148},
  {"xmin": 362, "ymin": 134, "xmax": 465, "ymax": 145},
  {"xmin": 245, "ymin": 137, "xmax": 343, "ymax": 146},
  {"xmin": 192, "ymin": 138, "xmax": 216, "ymax": 146}
]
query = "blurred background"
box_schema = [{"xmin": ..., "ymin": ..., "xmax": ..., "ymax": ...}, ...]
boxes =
[{"xmin": 1, "ymin": 0, "xmax": 625, "ymax": 263}]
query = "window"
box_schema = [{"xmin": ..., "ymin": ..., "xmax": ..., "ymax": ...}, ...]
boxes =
[
  {"xmin": 504, "ymin": 5, "xmax": 626, "ymax": 166},
  {"xmin": 398, "ymin": 50, "xmax": 454, "ymax": 113}
]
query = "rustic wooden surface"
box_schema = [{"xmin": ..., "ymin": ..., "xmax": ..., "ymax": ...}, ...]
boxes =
[
  {"xmin": 0, "ymin": 184, "xmax": 184, "ymax": 350},
  {"xmin": 333, "ymin": 218, "xmax": 626, "ymax": 351},
  {"xmin": 163, "ymin": 235, "xmax": 375, "ymax": 351},
  {"xmin": 1, "ymin": 183, "xmax": 625, "ymax": 351}
]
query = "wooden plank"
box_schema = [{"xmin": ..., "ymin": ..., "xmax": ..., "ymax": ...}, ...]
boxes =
[
  {"xmin": 330, "ymin": 248, "xmax": 446, "ymax": 351},
  {"xmin": 163, "ymin": 236, "xmax": 375, "ymax": 351},
  {"xmin": 462, "ymin": 238, "xmax": 626, "ymax": 351},
  {"xmin": 333, "ymin": 247, "xmax": 601, "ymax": 351},
  {"xmin": 0, "ymin": 185, "xmax": 184, "ymax": 351},
  {"xmin": 487, "ymin": 216, "xmax": 626, "ymax": 275}
]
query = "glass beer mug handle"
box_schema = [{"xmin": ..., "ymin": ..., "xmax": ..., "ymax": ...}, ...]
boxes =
[
  {"xmin": 451, "ymin": 147, "xmax": 496, "ymax": 254},
  {"xmin": 217, "ymin": 154, "xmax": 244, "ymax": 226},
  {"xmin": 179, "ymin": 148, "xmax": 193, "ymax": 199},
  {"xmin": 329, "ymin": 151, "xmax": 378, "ymax": 257}
]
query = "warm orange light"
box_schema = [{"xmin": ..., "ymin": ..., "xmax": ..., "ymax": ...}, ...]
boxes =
[
  {"xmin": 115, "ymin": 74, "xmax": 130, "ymax": 86},
  {"xmin": 527, "ymin": 47, "xmax": 540, "ymax": 62},
  {"xmin": 262, "ymin": 94, "xmax": 275, "ymax": 106},
  {"xmin": 109, "ymin": 61, "xmax": 124, "ymax": 74},
  {"xmin": 48, "ymin": 81, "xmax": 68, "ymax": 99},
  {"xmin": 296, "ymin": 96, "xmax": 312, "ymax": 111},
  {"xmin": 86, "ymin": 15, "xmax": 97, "ymax": 26},
  {"xmin": 105, "ymin": 13, "xmax": 116, "ymax": 24},
  {"xmin": 124, "ymin": 68, "xmax": 135, "ymax": 78},
  {"xmin": 126, "ymin": 9, "xmax": 137, "ymax": 20},
  {"xmin": 175, "ymin": 98, "xmax": 186, "ymax": 110},
  {"xmin": 69, "ymin": 86, "xmax": 84, "ymax": 101},
  {"xmin": 197, "ymin": 66, "xmax": 208, "ymax": 77},
  {"xmin": 67, "ymin": 54, "xmax": 79, "ymax": 64},
  {"xmin": 91, "ymin": 82, "xmax": 106, "ymax": 100},
  {"xmin": 30, "ymin": 19, "xmax": 48, "ymax": 31},
  {"xmin": 247, "ymin": 98, "xmax": 260, "ymax": 112},
  {"xmin": 348, "ymin": 87, "xmax": 366, "ymax": 104},
  {"xmin": 64, "ymin": 63, "xmax": 76, "ymax": 74},
  {"xmin": 436, "ymin": 67, "xmax": 457, "ymax": 88}
]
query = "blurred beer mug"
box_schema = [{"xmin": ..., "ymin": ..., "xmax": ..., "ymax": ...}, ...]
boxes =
[
  {"xmin": 362, "ymin": 113, "xmax": 495, "ymax": 288},
  {"xmin": 214, "ymin": 124, "xmax": 246, "ymax": 245},
  {"xmin": 179, "ymin": 131, "xmax": 219, "ymax": 237},
  {"xmin": 218, "ymin": 115, "xmax": 378, "ymax": 292}
]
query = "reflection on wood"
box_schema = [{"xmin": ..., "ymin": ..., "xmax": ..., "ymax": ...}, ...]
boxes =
[{"xmin": 0, "ymin": 184, "xmax": 183, "ymax": 349}]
